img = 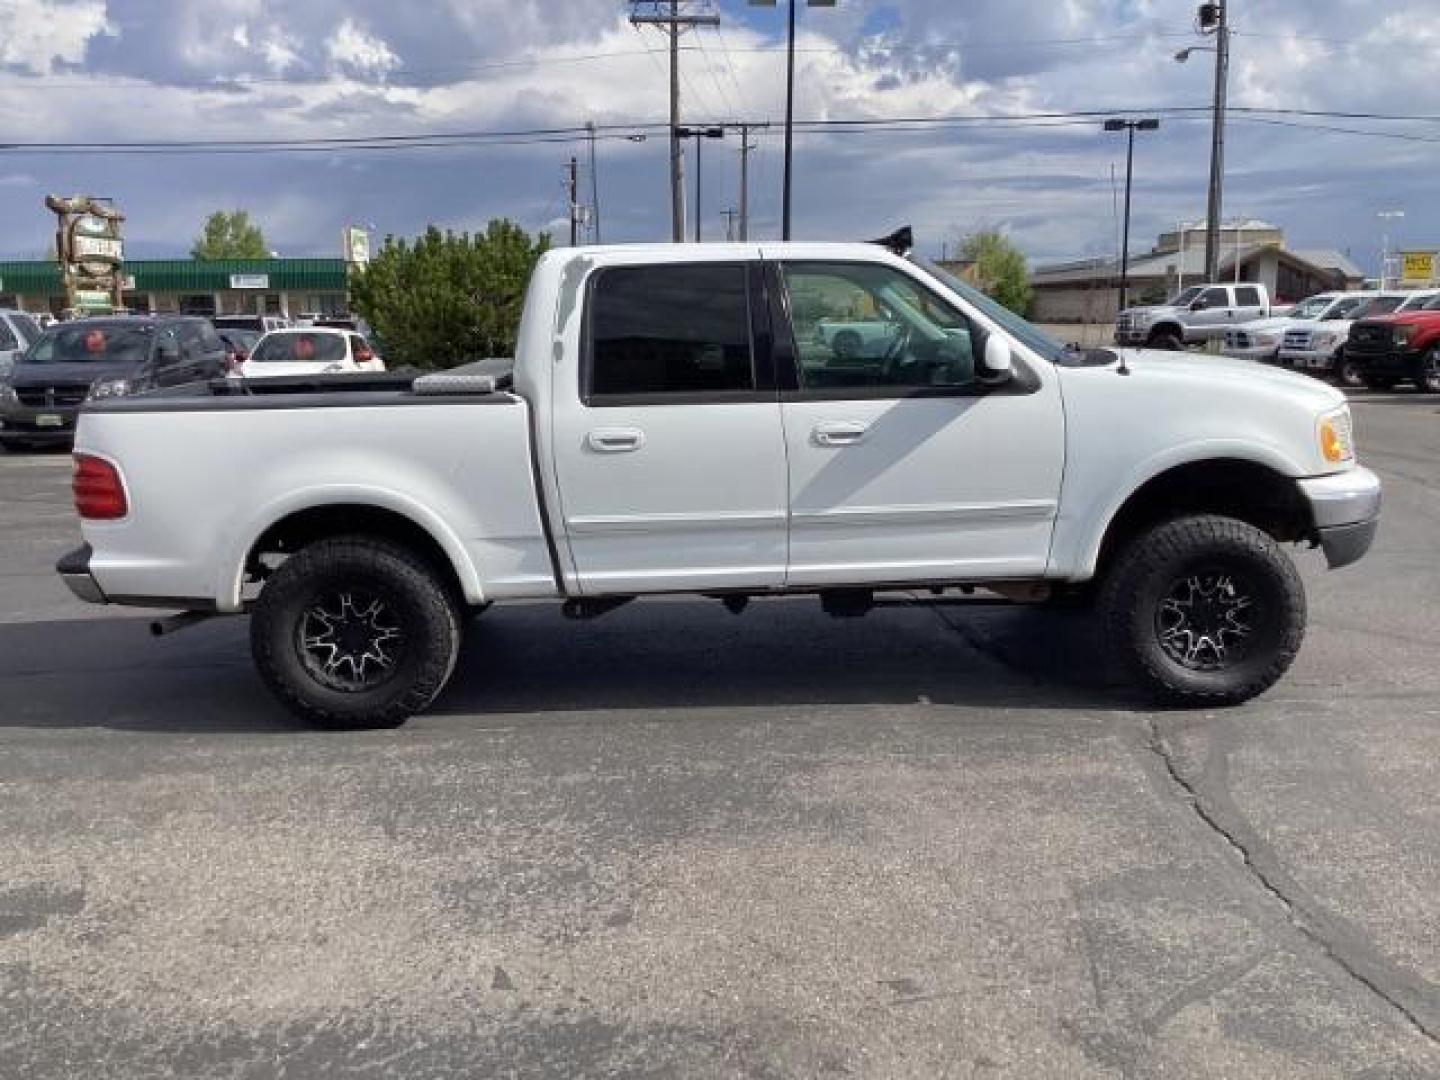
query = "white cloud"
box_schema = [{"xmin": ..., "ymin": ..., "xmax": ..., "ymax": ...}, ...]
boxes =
[
  {"xmin": 326, "ymin": 18, "xmax": 399, "ymax": 78},
  {"xmin": 0, "ymin": 0, "xmax": 112, "ymax": 73}
]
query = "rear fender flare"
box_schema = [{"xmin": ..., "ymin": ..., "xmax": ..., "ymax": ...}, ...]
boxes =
[{"xmin": 217, "ymin": 486, "xmax": 484, "ymax": 611}]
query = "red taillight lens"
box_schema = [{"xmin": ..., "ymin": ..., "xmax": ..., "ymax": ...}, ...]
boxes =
[{"xmin": 73, "ymin": 454, "xmax": 128, "ymax": 520}]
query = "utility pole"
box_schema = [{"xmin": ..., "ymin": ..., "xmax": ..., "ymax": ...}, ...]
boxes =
[
  {"xmin": 586, "ymin": 121, "xmax": 601, "ymax": 243},
  {"xmin": 567, "ymin": 156, "xmax": 579, "ymax": 247},
  {"xmin": 738, "ymin": 123, "xmax": 756, "ymax": 241},
  {"xmin": 630, "ymin": 2, "xmax": 720, "ymax": 242},
  {"xmin": 1201, "ymin": 0, "xmax": 1229, "ymax": 282}
]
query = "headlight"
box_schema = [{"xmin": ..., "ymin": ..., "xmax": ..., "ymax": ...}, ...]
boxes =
[
  {"xmin": 1257, "ymin": 332, "xmax": 1280, "ymax": 346},
  {"xmin": 1318, "ymin": 406, "xmax": 1355, "ymax": 465},
  {"xmin": 87, "ymin": 378, "xmax": 131, "ymax": 400},
  {"xmin": 1394, "ymin": 325, "xmax": 1414, "ymax": 346},
  {"xmin": 1313, "ymin": 332, "xmax": 1341, "ymax": 350}
]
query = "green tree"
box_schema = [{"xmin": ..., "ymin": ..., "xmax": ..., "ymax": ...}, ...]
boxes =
[
  {"xmin": 958, "ymin": 230, "xmax": 1032, "ymax": 315},
  {"xmin": 349, "ymin": 220, "xmax": 550, "ymax": 370},
  {"xmin": 191, "ymin": 210, "xmax": 269, "ymax": 260}
]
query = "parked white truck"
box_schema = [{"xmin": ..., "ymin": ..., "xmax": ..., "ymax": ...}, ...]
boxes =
[
  {"xmin": 1115, "ymin": 282, "xmax": 1272, "ymax": 350},
  {"xmin": 58, "ymin": 232, "xmax": 1380, "ymax": 727}
]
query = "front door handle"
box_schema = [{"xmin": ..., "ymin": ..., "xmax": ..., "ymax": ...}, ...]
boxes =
[
  {"xmin": 587, "ymin": 427, "xmax": 645, "ymax": 453},
  {"xmin": 813, "ymin": 421, "xmax": 870, "ymax": 447}
]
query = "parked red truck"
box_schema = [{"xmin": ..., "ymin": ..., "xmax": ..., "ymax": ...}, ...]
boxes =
[{"xmin": 1345, "ymin": 292, "xmax": 1440, "ymax": 392}]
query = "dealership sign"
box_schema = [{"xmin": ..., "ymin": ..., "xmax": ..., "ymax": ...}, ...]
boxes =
[
  {"xmin": 45, "ymin": 194, "xmax": 126, "ymax": 312},
  {"xmin": 1401, "ymin": 251, "xmax": 1437, "ymax": 284}
]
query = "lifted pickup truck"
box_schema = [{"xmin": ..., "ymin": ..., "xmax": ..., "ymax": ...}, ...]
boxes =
[
  {"xmin": 1115, "ymin": 282, "xmax": 1273, "ymax": 350},
  {"xmin": 58, "ymin": 233, "xmax": 1380, "ymax": 727}
]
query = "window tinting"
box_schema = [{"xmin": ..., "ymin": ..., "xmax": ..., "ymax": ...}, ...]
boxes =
[{"xmin": 589, "ymin": 264, "xmax": 754, "ymax": 398}]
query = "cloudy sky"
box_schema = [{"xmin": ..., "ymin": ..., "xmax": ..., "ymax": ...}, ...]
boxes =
[{"xmin": 1, "ymin": 0, "xmax": 1436, "ymax": 275}]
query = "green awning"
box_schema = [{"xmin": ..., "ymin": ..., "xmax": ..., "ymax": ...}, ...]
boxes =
[{"xmin": 0, "ymin": 258, "xmax": 348, "ymax": 294}]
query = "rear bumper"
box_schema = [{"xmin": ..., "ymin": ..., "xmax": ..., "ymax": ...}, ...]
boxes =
[
  {"xmin": 57, "ymin": 543, "xmax": 108, "ymax": 604},
  {"xmin": 1298, "ymin": 468, "xmax": 1382, "ymax": 569},
  {"xmin": 0, "ymin": 402, "xmax": 80, "ymax": 442}
]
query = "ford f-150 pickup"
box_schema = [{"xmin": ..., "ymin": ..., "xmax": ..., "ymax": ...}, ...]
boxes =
[
  {"xmin": 57, "ymin": 232, "xmax": 1381, "ymax": 728},
  {"xmin": 1115, "ymin": 282, "xmax": 1273, "ymax": 349}
]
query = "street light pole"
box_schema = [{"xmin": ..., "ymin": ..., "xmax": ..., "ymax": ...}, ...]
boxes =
[
  {"xmin": 1201, "ymin": 1, "xmax": 1230, "ymax": 282},
  {"xmin": 1378, "ymin": 209, "xmax": 1405, "ymax": 289},
  {"xmin": 1104, "ymin": 118, "xmax": 1160, "ymax": 314},
  {"xmin": 676, "ymin": 126, "xmax": 725, "ymax": 242}
]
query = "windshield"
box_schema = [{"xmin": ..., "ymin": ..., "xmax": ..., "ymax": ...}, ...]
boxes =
[
  {"xmin": 1288, "ymin": 295, "xmax": 1337, "ymax": 320},
  {"xmin": 1423, "ymin": 294, "xmax": 1440, "ymax": 312},
  {"xmin": 915, "ymin": 257, "xmax": 1065, "ymax": 362},
  {"xmin": 1359, "ymin": 296, "xmax": 1404, "ymax": 317},
  {"xmin": 249, "ymin": 332, "xmax": 347, "ymax": 364},
  {"xmin": 1167, "ymin": 287, "xmax": 1203, "ymax": 307},
  {"xmin": 1324, "ymin": 297, "xmax": 1366, "ymax": 320},
  {"xmin": 23, "ymin": 323, "xmax": 153, "ymax": 365},
  {"xmin": 12, "ymin": 313, "xmax": 42, "ymax": 343},
  {"xmin": 221, "ymin": 330, "xmax": 262, "ymax": 351}
]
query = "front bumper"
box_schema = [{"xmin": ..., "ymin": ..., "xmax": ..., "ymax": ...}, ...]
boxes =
[
  {"xmin": 0, "ymin": 402, "xmax": 80, "ymax": 443},
  {"xmin": 1114, "ymin": 329, "xmax": 1150, "ymax": 346},
  {"xmin": 57, "ymin": 543, "xmax": 107, "ymax": 604},
  {"xmin": 1298, "ymin": 467, "xmax": 1382, "ymax": 569},
  {"xmin": 1348, "ymin": 347, "xmax": 1417, "ymax": 378},
  {"xmin": 1222, "ymin": 344, "xmax": 1280, "ymax": 362},
  {"xmin": 1280, "ymin": 347, "xmax": 1339, "ymax": 371}
]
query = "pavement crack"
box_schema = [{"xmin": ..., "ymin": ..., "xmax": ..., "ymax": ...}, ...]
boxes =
[{"xmin": 1146, "ymin": 716, "xmax": 1440, "ymax": 1048}]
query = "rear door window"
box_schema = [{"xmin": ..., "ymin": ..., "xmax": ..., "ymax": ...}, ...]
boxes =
[
  {"xmin": 585, "ymin": 264, "xmax": 755, "ymax": 402},
  {"xmin": 1235, "ymin": 286, "xmax": 1262, "ymax": 307}
]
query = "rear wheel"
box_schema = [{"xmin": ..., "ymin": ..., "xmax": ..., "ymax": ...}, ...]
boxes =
[
  {"xmin": 1414, "ymin": 346, "xmax": 1440, "ymax": 394},
  {"xmin": 250, "ymin": 536, "xmax": 461, "ymax": 728},
  {"xmin": 1098, "ymin": 515, "xmax": 1305, "ymax": 706}
]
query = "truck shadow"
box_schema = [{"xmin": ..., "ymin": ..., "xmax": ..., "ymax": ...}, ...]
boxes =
[{"xmin": 0, "ymin": 600, "xmax": 1138, "ymax": 735}]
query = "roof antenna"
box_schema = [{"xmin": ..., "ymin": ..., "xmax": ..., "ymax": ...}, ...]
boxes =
[{"xmin": 868, "ymin": 225, "xmax": 913, "ymax": 256}]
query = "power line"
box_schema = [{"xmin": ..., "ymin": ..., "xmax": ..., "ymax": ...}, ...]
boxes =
[{"xmin": 8, "ymin": 105, "xmax": 1440, "ymax": 157}]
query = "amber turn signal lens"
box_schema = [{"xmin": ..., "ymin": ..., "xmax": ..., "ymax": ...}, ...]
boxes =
[{"xmin": 1319, "ymin": 419, "xmax": 1346, "ymax": 464}]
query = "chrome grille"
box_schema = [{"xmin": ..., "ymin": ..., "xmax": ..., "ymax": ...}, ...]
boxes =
[
  {"xmin": 1282, "ymin": 330, "xmax": 1311, "ymax": 350},
  {"xmin": 15, "ymin": 385, "xmax": 89, "ymax": 409}
]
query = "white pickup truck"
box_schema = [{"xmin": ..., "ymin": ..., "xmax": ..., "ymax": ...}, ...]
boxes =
[
  {"xmin": 58, "ymin": 233, "xmax": 1380, "ymax": 728},
  {"xmin": 1115, "ymin": 282, "xmax": 1273, "ymax": 350}
]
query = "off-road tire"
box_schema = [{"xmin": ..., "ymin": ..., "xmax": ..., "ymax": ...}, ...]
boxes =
[
  {"xmin": 1098, "ymin": 515, "xmax": 1305, "ymax": 706},
  {"xmin": 1414, "ymin": 346, "xmax": 1440, "ymax": 394},
  {"xmin": 250, "ymin": 536, "xmax": 461, "ymax": 729},
  {"xmin": 1148, "ymin": 329, "xmax": 1184, "ymax": 351}
]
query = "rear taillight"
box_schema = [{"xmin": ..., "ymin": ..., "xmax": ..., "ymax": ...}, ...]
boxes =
[{"xmin": 73, "ymin": 454, "xmax": 128, "ymax": 520}]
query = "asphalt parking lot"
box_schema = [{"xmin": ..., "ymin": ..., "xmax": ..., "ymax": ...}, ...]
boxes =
[{"xmin": 1, "ymin": 392, "xmax": 1437, "ymax": 1078}]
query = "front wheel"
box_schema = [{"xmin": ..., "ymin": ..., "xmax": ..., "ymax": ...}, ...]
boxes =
[
  {"xmin": 250, "ymin": 536, "xmax": 462, "ymax": 728},
  {"xmin": 1333, "ymin": 348, "xmax": 1364, "ymax": 389},
  {"xmin": 1414, "ymin": 346, "xmax": 1440, "ymax": 394},
  {"xmin": 1148, "ymin": 329, "xmax": 1183, "ymax": 351},
  {"xmin": 1098, "ymin": 515, "xmax": 1305, "ymax": 706}
]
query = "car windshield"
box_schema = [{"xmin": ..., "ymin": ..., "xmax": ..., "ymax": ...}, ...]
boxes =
[
  {"xmin": 23, "ymin": 324, "xmax": 153, "ymax": 365},
  {"xmin": 12, "ymin": 313, "xmax": 42, "ymax": 342},
  {"xmin": 1168, "ymin": 287, "xmax": 1203, "ymax": 307},
  {"xmin": 249, "ymin": 332, "xmax": 347, "ymax": 364},
  {"xmin": 221, "ymin": 330, "xmax": 262, "ymax": 350},
  {"xmin": 1289, "ymin": 295, "xmax": 1336, "ymax": 319},
  {"xmin": 1359, "ymin": 296, "xmax": 1403, "ymax": 316},
  {"xmin": 1423, "ymin": 294, "xmax": 1440, "ymax": 312},
  {"xmin": 1325, "ymin": 297, "xmax": 1366, "ymax": 320},
  {"xmin": 915, "ymin": 257, "xmax": 1065, "ymax": 362}
]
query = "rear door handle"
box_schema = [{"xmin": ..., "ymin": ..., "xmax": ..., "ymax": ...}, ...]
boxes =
[
  {"xmin": 587, "ymin": 427, "xmax": 645, "ymax": 453},
  {"xmin": 813, "ymin": 421, "xmax": 870, "ymax": 447}
]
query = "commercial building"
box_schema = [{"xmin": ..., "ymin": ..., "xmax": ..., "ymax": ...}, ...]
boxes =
[
  {"xmin": 0, "ymin": 258, "xmax": 350, "ymax": 319},
  {"xmin": 1029, "ymin": 221, "xmax": 1366, "ymax": 323}
]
